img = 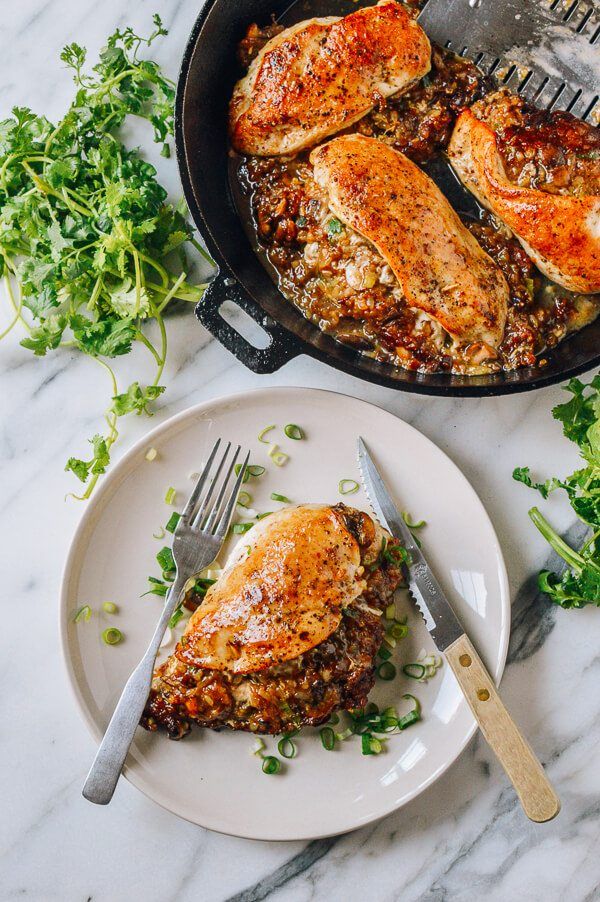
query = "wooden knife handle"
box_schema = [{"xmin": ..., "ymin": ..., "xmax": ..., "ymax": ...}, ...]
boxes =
[{"xmin": 445, "ymin": 633, "xmax": 560, "ymax": 823}]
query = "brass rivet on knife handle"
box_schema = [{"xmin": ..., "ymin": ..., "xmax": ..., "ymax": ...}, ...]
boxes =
[{"xmin": 445, "ymin": 633, "xmax": 561, "ymax": 823}]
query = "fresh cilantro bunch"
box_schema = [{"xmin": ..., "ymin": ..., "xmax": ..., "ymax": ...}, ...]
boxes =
[
  {"xmin": 0, "ymin": 15, "xmax": 211, "ymax": 498},
  {"xmin": 514, "ymin": 374, "xmax": 600, "ymax": 608}
]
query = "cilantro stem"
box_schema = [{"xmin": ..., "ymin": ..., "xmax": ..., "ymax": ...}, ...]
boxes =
[
  {"xmin": 190, "ymin": 238, "xmax": 216, "ymax": 268},
  {"xmin": 529, "ymin": 507, "xmax": 589, "ymax": 573},
  {"xmin": 0, "ymin": 274, "xmax": 25, "ymax": 339},
  {"xmin": 156, "ymin": 271, "xmax": 187, "ymax": 313}
]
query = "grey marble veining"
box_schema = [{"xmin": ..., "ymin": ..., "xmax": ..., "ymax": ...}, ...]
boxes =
[{"xmin": 1, "ymin": 2, "xmax": 600, "ymax": 900}]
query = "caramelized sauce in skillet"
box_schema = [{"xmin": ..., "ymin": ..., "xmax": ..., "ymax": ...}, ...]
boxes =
[{"xmin": 230, "ymin": 12, "xmax": 600, "ymax": 376}]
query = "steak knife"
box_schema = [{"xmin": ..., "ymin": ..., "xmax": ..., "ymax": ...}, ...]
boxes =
[{"xmin": 357, "ymin": 437, "xmax": 560, "ymax": 823}]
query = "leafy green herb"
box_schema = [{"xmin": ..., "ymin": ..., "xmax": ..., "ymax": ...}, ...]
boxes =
[
  {"xmin": 514, "ymin": 374, "xmax": 600, "ymax": 608},
  {"xmin": 326, "ymin": 217, "xmax": 344, "ymax": 239},
  {"xmin": 0, "ymin": 17, "xmax": 211, "ymax": 499}
]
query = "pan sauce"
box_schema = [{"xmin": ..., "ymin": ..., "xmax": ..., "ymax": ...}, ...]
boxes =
[{"xmin": 232, "ymin": 26, "xmax": 600, "ymax": 375}]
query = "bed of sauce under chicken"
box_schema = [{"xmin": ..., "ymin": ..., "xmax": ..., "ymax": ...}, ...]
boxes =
[{"xmin": 233, "ymin": 25, "xmax": 600, "ymax": 376}]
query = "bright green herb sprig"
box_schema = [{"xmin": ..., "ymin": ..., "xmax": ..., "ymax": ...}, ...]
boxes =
[
  {"xmin": 514, "ymin": 374, "xmax": 600, "ymax": 608},
  {"xmin": 0, "ymin": 16, "xmax": 212, "ymax": 498}
]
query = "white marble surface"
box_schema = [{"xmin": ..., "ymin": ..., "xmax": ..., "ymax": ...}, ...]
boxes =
[{"xmin": 2, "ymin": 2, "xmax": 600, "ymax": 900}]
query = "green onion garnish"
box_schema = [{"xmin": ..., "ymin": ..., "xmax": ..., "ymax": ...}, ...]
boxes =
[
  {"xmin": 385, "ymin": 604, "xmax": 396, "ymax": 620},
  {"xmin": 320, "ymin": 727, "xmax": 336, "ymax": 751},
  {"xmin": 237, "ymin": 491, "xmax": 252, "ymax": 508},
  {"xmin": 339, "ymin": 479, "xmax": 359, "ymax": 495},
  {"xmin": 277, "ymin": 736, "xmax": 297, "ymax": 759},
  {"xmin": 258, "ymin": 425, "xmax": 276, "ymax": 443},
  {"xmin": 377, "ymin": 644, "xmax": 392, "ymax": 661},
  {"xmin": 232, "ymin": 522, "xmax": 253, "ymax": 534},
  {"xmin": 398, "ymin": 710, "xmax": 420, "ymax": 729},
  {"xmin": 156, "ymin": 546, "xmax": 175, "ymax": 575},
  {"xmin": 389, "ymin": 622, "xmax": 408, "ymax": 640},
  {"xmin": 335, "ymin": 728, "xmax": 353, "ymax": 741},
  {"xmin": 402, "ymin": 663, "xmax": 426, "ymax": 680},
  {"xmin": 256, "ymin": 511, "xmax": 273, "ymax": 520},
  {"xmin": 270, "ymin": 492, "xmax": 291, "ymax": 503},
  {"xmin": 326, "ymin": 217, "xmax": 344, "ymax": 238},
  {"xmin": 165, "ymin": 511, "xmax": 181, "ymax": 534},
  {"xmin": 402, "ymin": 512, "xmax": 426, "ymax": 529},
  {"xmin": 152, "ymin": 527, "xmax": 166, "ymax": 540},
  {"xmin": 164, "ymin": 486, "xmax": 177, "ymax": 505},
  {"xmin": 74, "ymin": 605, "xmax": 92, "ymax": 623},
  {"xmin": 284, "ymin": 424, "xmax": 304, "ymax": 440},
  {"xmin": 261, "ymin": 756, "xmax": 281, "ymax": 775},
  {"xmin": 235, "ymin": 463, "xmax": 266, "ymax": 482},
  {"xmin": 102, "ymin": 627, "xmax": 123, "ymax": 645},
  {"xmin": 268, "ymin": 444, "xmax": 289, "ymax": 466},
  {"xmin": 145, "ymin": 447, "xmax": 158, "ymax": 461},
  {"xmin": 377, "ymin": 661, "xmax": 397, "ymax": 681},
  {"xmin": 168, "ymin": 607, "xmax": 184, "ymax": 629},
  {"xmin": 102, "ymin": 602, "xmax": 118, "ymax": 614}
]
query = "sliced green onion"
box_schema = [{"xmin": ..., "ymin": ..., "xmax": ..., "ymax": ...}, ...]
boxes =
[
  {"xmin": 152, "ymin": 527, "xmax": 166, "ymax": 540},
  {"xmin": 402, "ymin": 511, "xmax": 426, "ymax": 529},
  {"xmin": 252, "ymin": 738, "xmax": 266, "ymax": 756},
  {"xmin": 256, "ymin": 511, "xmax": 273, "ymax": 520},
  {"xmin": 74, "ymin": 605, "xmax": 92, "ymax": 623},
  {"xmin": 385, "ymin": 604, "xmax": 396, "ymax": 620},
  {"xmin": 145, "ymin": 447, "xmax": 158, "ymax": 461},
  {"xmin": 268, "ymin": 444, "xmax": 289, "ymax": 466},
  {"xmin": 168, "ymin": 606, "xmax": 184, "ymax": 629},
  {"xmin": 237, "ymin": 491, "xmax": 252, "ymax": 508},
  {"xmin": 398, "ymin": 710, "xmax": 421, "ymax": 730},
  {"xmin": 389, "ymin": 622, "xmax": 409, "ymax": 640},
  {"xmin": 262, "ymin": 756, "xmax": 281, "ymax": 775},
  {"xmin": 326, "ymin": 217, "xmax": 344, "ymax": 238},
  {"xmin": 164, "ymin": 486, "xmax": 177, "ymax": 505},
  {"xmin": 377, "ymin": 644, "xmax": 392, "ymax": 661},
  {"xmin": 270, "ymin": 492, "xmax": 291, "ymax": 503},
  {"xmin": 102, "ymin": 602, "xmax": 118, "ymax": 614},
  {"xmin": 381, "ymin": 717, "xmax": 399, "ymax": 732},
  {"xmin": 369, "ymin": 737, "xmax": 383, "ymax": 754},
  {"xmin": 320, "ymin": 727, "xmax": 336, "ymax": 751},
  {"xmin": 377, "ymin": 661, "xmax": 397, "ymax": 681},
  {"xmin": 284, "ymin": 424, "xmax": 304, "ymax": 440},
  {"xmin": 165, "ymin": 511, "xmax": 181, "ymax": 534},
  {"xmin": 335, "ymin": 728, "xmax": 353, "ymax": 741},
  {"xmin": 232, "ymin": 522, "xmax": 253, "ymax": 534},
  {"xmin": 258, "ymin": 424, "xmax": 276, "ymax": 443},
  {"xmin": 102, "ymin": 627, "xmax": 123, "ymax": 646},
  {"xmin": 235, "ymin": 463, "xmax": 266, "ymax": 482},
  {"xmin": 402, "ymin": 663, "xmax": 427, "ymax": 680},
  {"xmin": 156, "ymin": 546, "xmax": 175, "ymax": 574},
  {"xmin": 338, "ymin": 479, "xmax": 359, "ymax": 496},
  {"xmin": 277, "ymin": 736, "xmax": 297, "ymax": 759},
  {"xmin": 328, "ymin": 713, "xmax": 340, "ymax": 726}
]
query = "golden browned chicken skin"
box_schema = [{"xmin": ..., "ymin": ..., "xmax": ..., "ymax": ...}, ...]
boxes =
[
  {"xmin": 229, "ymin": 1, "xmax": 431, "ymax": 156},
  {"xmin": 142, "ymin": 504, "xmax": 405, "ymax": 738},
  {"xmin": 310, "ymin": 134, "xmax": 509, "ymax": 349},
  {"xmin": 448, "ymin": 90, "xmax": 600, "ymax": 294}
]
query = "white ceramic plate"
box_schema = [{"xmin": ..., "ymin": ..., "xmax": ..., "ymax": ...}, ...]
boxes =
[{"xmin": 61, "ymin": 387, "xmax": 510, "ymax": 840}]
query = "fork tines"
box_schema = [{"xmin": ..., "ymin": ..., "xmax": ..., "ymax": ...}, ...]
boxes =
[{"xmin": 179, "ymin": 439, "xmax": 250, "ymax": 539}]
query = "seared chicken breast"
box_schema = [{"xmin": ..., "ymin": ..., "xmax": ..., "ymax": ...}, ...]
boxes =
[
  {"xmin": 229, "ymin": 1, "xmax": 431, "ymax": 157},
  {"xmin": 142, "ymin": 504, "xmax": 404, "ymax": 737},
  {"xmin": 311, "ymin": 134, "xmax": 509, "ymax": 348},
  {"xmin": 448, "ymin": 91, "xmax": 600, "ymax": 294}
]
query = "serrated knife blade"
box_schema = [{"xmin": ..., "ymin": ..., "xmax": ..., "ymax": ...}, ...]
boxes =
[
  {"xmin": 357, "ymin": 436, "xmax": 463, "ymax": 651},
  {"xmin": 356, "ymin": 435, "xmax": 561, "ymax": 824}
]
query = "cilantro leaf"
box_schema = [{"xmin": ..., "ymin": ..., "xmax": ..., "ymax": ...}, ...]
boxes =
[{"xmin": 110, "ymin": 382, "xmax": 164, "ymax": 416}]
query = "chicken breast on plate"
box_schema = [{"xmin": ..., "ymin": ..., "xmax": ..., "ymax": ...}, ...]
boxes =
[
  {"xmin": 310, "ymin": 134, "xmax": 509, "ymax": 349},
  {"xmin": 448, "ymin": 90, "xmax": 600, "ymax": 294},
  {"xmin": 229, "ymin": 0, "xmax": 431, "ymax": 156},
  {"xmin": 142, "ymin": 504, "xmax": 404, "ymax": 738}
]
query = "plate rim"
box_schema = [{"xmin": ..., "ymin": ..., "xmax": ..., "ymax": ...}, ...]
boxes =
[{"xmin": 60, "ymin": 385, "xmax": 510, "ymax": 840}]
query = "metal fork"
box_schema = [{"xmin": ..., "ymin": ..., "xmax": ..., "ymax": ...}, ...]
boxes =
[{"xmin": 82, "ymin": 438, "xmax": 250, "ymax": 805}]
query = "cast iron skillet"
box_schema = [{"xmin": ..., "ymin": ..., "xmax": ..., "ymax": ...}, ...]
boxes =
[{"xmin": 174, "ymin": 0, "xmax": 600, "ymax": 396}]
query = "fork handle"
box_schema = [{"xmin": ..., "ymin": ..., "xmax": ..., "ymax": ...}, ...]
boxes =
[
  {"xmin": 445, "ymin": 633, "xmax": 560, "ymax": 823},
  {"xmin": 82, "ymin": 574, "xmax": 186, "ymax": 805}
]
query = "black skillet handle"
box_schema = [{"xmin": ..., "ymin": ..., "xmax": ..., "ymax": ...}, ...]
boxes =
[{"xmin": 195, "ymin": 270, "xmax": 300, "ymax": 373}]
